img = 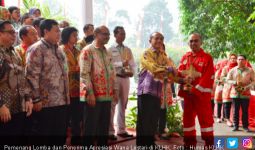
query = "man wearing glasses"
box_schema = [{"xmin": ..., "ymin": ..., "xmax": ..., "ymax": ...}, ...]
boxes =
[
  {"xmin": 0, "ymin": 20, "xmax": 33, "ymax": 141},
  {"xmin": 80, "ymin": 25, "xmax": 117, "ymax": 148},
  {"xmin": 177, "ymin": 33, "xmax": 214, "ymax": 149}
]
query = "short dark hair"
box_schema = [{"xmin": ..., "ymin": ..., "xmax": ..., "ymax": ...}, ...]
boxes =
[
  {"xmin": 8, "ymin": 6, "xmax": 19, "ymax": 14},
  {"xmin": 83, "ymin": 24, "xmax": 93, "ymax": 33},
  {"xmin": 32, "ymin": 17, "xmax": 44, "ymax": 27},
  {"xmin": 61, "ymin": 27, "xmax": 78, "ymax": 44},
  {"xmin": 40, "ymin": 19, "xmax": 58, "ymax": 37},
  {"xmin": 113, "ymin": 26, "xmax": 124, "ymax": 35},
  {"xmin": 21, "ymin": 13, "xmax": 32, "ymax": 24},
  {"xmin": 0, "ymin": 20, "xmax": 11, "ymax": 32},
  {"xmin": 238, "ymin": 54, "xmax": 247, "ymax": 60},
  {"xmin": 19, "ymin": 25, "xmax": 33, "ymax": 40},
  {"xmin": 94, "ymin": 26, "xmax": 102, "ymax": 35}
]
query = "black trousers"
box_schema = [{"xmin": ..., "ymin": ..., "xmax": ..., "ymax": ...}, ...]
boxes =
[
  {"xmin": 83, "ymin": 101, "xmax": 111, "ymax": 148},
  {"xmin": 211, "ymin": 100, "xmax": 214, "ymax": 114},
  {"xmin": 0, "ymin": 112, "xmax": 26, "ymax": 145},
  {"xmin": 217, "ymin": 103, "xmax": 222, "ymax": 118},
  {"xmin": 158, "ymin": 108, "xmax": 167, "ymax": 134},
  {"xmin": 232, "ymin": 98, "xmax": 249, "ymax": 128},
  {"xmin": 34, "ymin": 105, "xmax": 68, "ymax": 145},
  {"xmin": 68, "ymin": 97, "xmax": 84, "ymax": 145},
  {"xmin": 224, "ymin": 102, "xmax": 232, "ymax": 119},
  {"xmin": 136, "ymin": 94, "xmax": 160, "ymax": 147}
]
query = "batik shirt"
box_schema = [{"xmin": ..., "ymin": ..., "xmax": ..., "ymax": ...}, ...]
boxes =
[
  {"xmin": 76, "ymin": 38, "xmax": 86, "ymax": 51},
  {"xmin": 80, "ymin": 43, "xmax": 116, "ymax": 102},
  {"xmin": 60, "ymin": 45, "xmax": 80, "ymax": 98},
  {"xmin": 26, "ymin": 39, "xmax": 70, "ymax": 107},
  {"xmin": 0, "ymin": 46, "xmax": 30, "ymax": 114},
  {"xmin": 137, "ymin": 47, "xmax": 173, "ymax": 98},
  {"xmin": 227, "ymin": 66, "xmax": 255, "ymax": 99},
  {"xmin": 15, "ymin": 43, "xmax": 29, "ymax": 67}
]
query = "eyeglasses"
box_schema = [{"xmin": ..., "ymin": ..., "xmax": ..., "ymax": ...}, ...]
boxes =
[
  {"xmin": 189, "ymin": 39, "xmax": 199, "ymax": 43},
  {"xmin": 238, "ymin": 58, "xmax": 245, "ymax": 61},
  {"xmin": 1, "ymin": 30, "xmax": 16, "ymax": 35},
  {"xmin": 100, "ymin": 32, "xmax": 110, "ymax": 36}
]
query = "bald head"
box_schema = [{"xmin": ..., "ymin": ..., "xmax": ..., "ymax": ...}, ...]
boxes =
[
  {"xmin": 94, "ymin": 25, "xmax": 110, "ymax": 46},
  {"xmin": 94, "ymin": 25, "xmax": 108, "ymax": 35},
  {"xmin": 189, "ymin": 33, "xmax": 202, "ymax": 41},
  {"xmin": 188, "ymin": 33, "xmax": 202, "ymax": 53}
]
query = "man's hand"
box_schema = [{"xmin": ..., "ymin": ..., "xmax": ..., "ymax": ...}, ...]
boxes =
[
  {"xmin": 183, "ymin": 76, "xmax": 193, "ymax": 84},
  {"xmin": 113, "ymin": 90, "xmax": 118, "ymax": 103},
  {"xmin": 87, "ymin": 94, "xmax": 96, "ymax": 107},
  {"xmin": 217, "ymin": 79, "xmax": 223, "ymax": 85},
  {"xmin": 0, "ymin": 105, "xmax": 11, "ymax": 123},
  {"xmin": 33, "ymin": 101, "xmax": 43, "ymax": 112},
  {"xmin": 25, "ymin": 99, "xmax": 33, "ymax": 117},
  {"xmin": 154, "ymin": 67, "xmax": 166, "ymax": 74}
]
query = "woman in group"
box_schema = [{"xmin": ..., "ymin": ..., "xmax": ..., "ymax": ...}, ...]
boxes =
[
  {"xmin": 221, "ymin": 54, "xmax": 238, "ymax": 127},
  {"xmin": 214, "ymin": 60, "xmax": 227, "ymax": 123},
  {"xmin": 60, "ymin": 27, "xmax": 83, "ymax": 145}
]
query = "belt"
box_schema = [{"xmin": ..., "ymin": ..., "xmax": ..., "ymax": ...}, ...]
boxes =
[{"xmin": 116, "ymin": 74, "xmax": 128, "ymax": 78}]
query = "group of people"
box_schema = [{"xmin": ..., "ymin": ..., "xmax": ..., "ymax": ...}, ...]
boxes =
[
  {"xmin": 1, "ymin": 4, "xmax": 255, "ymax": 150},
  {"xmin": 136, "ymin": 32, "xmax": 215, "ymax": 149},
  {"xmin": 213, "ymin": 53, "xmax": 255, "ymax": 132},
  {"xmin": 0, "ymin": 5, "xmax": 137, "ymax": 147}
]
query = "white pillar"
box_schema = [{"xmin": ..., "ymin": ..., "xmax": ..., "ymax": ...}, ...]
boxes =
[
  {"xmin": 83, "ymin": 0, "xmax": 93, "ymax": 24},
  {"xmin": 78, "ymin": 0, "xmax": 93, "ymax": 37}
]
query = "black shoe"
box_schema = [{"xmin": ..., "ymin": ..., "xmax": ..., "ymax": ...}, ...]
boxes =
[
  {"xmin": 232, "ymin": 127, "xmax": 238, "ymax": 131},
  {"xmin": 159, "ymin": 135, "xmax": 170, "ymax": 140},
  {"xmin": 108, "ymin": 134, "xmax": 117, "ymax": 140},
  {"xmin": 117, "ymin": 132, "xmax": 133, "ymax": 138},
  {"xmin": 243, "ymin": 128, "xmax": 251, "ymax": 132}
]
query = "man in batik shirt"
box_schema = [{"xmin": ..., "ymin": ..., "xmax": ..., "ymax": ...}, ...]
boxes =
[
  {"xmin": 137, "ymin": 32, "xmax": 176, "ymax": 148},
  {"xmin": 227, "ymin": 54, "xmax": 255, "ymax": 132},
  {"xmin": 0, "ymin": 20, "xmax": 32, "ymax": 141},
  {"xmin": 25, "ymin": 19, "xmax": 69, "ymax": 145},
  {"xmin": 80, "ymin": 25, "xmax": 116, "ymax": 148}
]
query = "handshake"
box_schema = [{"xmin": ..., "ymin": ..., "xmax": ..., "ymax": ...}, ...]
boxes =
[
  {"xmin": 154, "ymin": 66, "xmax": 175, "ymax": 74},
  {"xmin": 153, "ymin": 66, "xmax": 176, "ymax": 80}
]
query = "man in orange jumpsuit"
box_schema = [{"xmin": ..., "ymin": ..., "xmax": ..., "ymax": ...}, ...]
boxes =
[{"xmin": 178, "ymin": 33, "xmax": 214, "ymax": 149}]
